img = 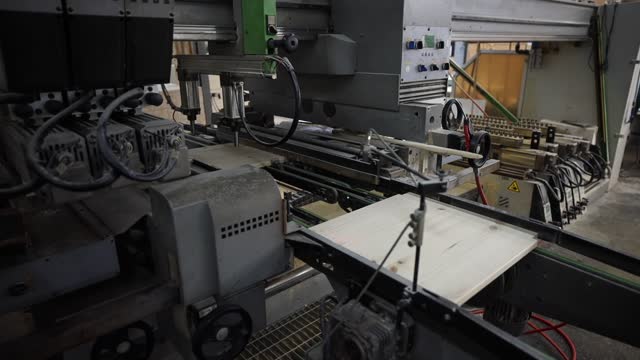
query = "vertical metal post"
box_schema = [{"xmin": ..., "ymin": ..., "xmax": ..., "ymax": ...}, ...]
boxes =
[{"xmin": 410, "ymin": 184, "xmax": 427, "ymax": 293}]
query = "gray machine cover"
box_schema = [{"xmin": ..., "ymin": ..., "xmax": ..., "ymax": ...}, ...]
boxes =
[{"xmin": 149, "ymin": 166, "xmax": 290, "ymax": 305}]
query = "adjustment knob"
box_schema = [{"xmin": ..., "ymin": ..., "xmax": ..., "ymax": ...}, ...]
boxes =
[
  {"xmin": 144, "ymin": 92, "xmax": 164, "ymax": 107},
  {"xmin": 267, "ymin": 33, "xmax": 299, "ymax": 53}
]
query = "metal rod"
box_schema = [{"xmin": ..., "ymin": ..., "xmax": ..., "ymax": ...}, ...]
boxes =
[
  {"xmin": 412, "ymin": 246, "xmax": 421, "ymax": 292},
  {"xmin": 265, "ymin": 266, "xmax": 320, "ymax": 297}
]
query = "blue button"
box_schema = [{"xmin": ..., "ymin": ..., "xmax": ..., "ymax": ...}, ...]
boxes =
[
  {"xmin": 417, "ymin": 65, "xmax": 428, "ymax": 72},
  {"xmin": 406, "ymin": 41, "xmax": 416, "ymax": 50}
]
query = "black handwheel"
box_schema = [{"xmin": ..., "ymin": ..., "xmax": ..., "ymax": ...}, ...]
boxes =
[
  {"xmin": 468, "ymin": 131, "xmax": 492, "ymax": 168},
  {"xmin": 191, "ymin": 304, "xmax": 253, "ymax": 360},
  {"xmin": 91, "ymin": 321, "xmax": 155, "ymax": 360},
  {"xmin": 441, "ymin": 99, "xmax": 465, "ymax": 131}
]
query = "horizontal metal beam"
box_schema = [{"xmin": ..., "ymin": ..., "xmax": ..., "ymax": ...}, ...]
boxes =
[
  {"xmin": 452, "ymin": 0, "xmax": 596, "ymax": 42},
  {"xmin": 173, "ymin": 25, "xmax": 236, "ymax": 41},
  {"xmin": 174, "ymin": 0, "xmax": 596, "ymax": 42},
  {"xmin": 176, "ymin": 55, "xmax": 275, "ymax": 77}
]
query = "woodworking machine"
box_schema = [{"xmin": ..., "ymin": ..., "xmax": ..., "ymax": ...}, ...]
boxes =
[{"xmin": 1, "ymin": 1, "xmax": 639, "ymax": 360}]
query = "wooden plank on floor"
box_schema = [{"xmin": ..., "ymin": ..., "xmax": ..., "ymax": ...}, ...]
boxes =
[{"xmin": 311, "ymin": 193, "xmax": 539, "ymax": 305}]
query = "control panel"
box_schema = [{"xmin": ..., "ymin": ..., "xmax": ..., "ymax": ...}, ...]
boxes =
[{"xmin": 401, "ymin": 26, "xmax": 451, "ymax": 83}]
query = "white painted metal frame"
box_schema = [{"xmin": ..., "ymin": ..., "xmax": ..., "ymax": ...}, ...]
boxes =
[{"xmin": 610, "ymin": 47, "xmax": 640, "ymax": 187}]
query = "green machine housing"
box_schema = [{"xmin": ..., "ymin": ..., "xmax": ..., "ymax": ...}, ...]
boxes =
[{"xmin": 242, "ymin": 0, "xmax": 277, "ymax": 55}]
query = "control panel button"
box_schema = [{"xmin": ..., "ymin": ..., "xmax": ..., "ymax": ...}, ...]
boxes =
[
  {"xmin": 441, "ymin": 63, "xmax": 450, "ymax": 70},
  {"xmin": 436, "ymin": 41, "xmax": 446, "ymax": 49},
  {"xmin": 406, "ymin": 41, "xmax": 416, "ymax": 50},
  {"xmin": 417, "ymin": 41, "xmax": 424, "ymax": 49},
  {"xmin": 417, "ymin": 65, "xmax": 428, "ymax": 73},
  {"xmin": 430, "ymin": 64, "xmax": 439, "ymax": 71}
]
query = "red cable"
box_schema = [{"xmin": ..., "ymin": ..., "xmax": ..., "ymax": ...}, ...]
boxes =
[
  {"xmin": 463, "ymin": 123, "xmax": 472, "ymax": 152},
  {"xmin": 474, "ymin": 171, "xmax": 489, "ymax": 205},
  {"xmin": 530, "ymin": 314, "xmax": 577, "ymax": 360},
  {"xmin": 527, "ymin": 320, "xmax": 570, "ymax": 360},
  {"xmin": 470, "ymin": 310, "xmax": 577, "ymax": 360},
  {"xmin": 524, "ymin": 321, "xmax": 568, "ymax": 335}
]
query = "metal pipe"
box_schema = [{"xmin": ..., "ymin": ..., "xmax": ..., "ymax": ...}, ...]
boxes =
[{"xmin": 265, "ymin": 265, "xmax": 320, "ymax": 297}]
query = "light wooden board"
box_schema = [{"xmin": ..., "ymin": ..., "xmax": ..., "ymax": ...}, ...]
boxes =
[
  {"xmin": 189, "ymin": 144, "xmax": 283, "ymax": 170},
  {"xmin": 311, "ymin": 194, "xmax": 538, "ymax": 305}
]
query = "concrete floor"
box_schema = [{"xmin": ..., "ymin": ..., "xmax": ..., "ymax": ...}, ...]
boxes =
[
  {"xmin": 528, "ymin": 168, "xmax": 640, "ymax": 360},
  {"xmin": 568, "ymin": 176, "xmax": 640, "ymax": 256}
]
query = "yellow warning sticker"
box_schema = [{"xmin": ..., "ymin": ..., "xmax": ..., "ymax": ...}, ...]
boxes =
[{"xmin": 507, "ymin": 180, "xmax": 521, "ymax": 193}]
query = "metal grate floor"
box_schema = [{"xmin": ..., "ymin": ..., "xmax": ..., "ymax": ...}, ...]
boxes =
[{"xmin": 238, "ymin": 298, "xmax": 336, "ymax": 360}]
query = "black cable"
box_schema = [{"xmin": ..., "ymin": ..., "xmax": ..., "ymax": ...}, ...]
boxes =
[
  {"xmin": 531, "ymin": 175, "xmax": 563, "ymax": 203},
  {"xmin": 559, "ymin": 159, "xmax": 585, "ymax": 187},
  {"xmin": 580, "ymin": 153, "xmax": 604, "ymax": 182},
  {"xmin": 556, "ymin": 165, "xmax": 578, "ymax": 189},
  {"xmin": 161, "ymin": 84, "xmax": 186, "ymax": 113},
  {"xmin": 567, "ymin": 157, "xmax": 595, "ymax": 186},
  {"xmin": 547, "ymin": 170, "xmax": 565, "ymax": 203},
  {"xmin": 238, "ymin": 55, "xmax": 301, "ymax": 147},
  {"xmin": 27, "ymin": 94, "xmax": 121, "ymax": 192},
  {"xmin": 569, "ymin": 157, "xmax": 594, "ymax": 194},
  {"xmin": 557, "ymin": 164, "xmax": 580, "ymax": 208},
  {"xmin": 590, "ymin": 150, "xmax": 611, "ymax": 176},
  {"xmin": 550, "ymin": 167, "xmax": 571, "ymax": 224},
  {"xmin": 97, "ymin": 88, "xmax": 177, "ymax": 182}
]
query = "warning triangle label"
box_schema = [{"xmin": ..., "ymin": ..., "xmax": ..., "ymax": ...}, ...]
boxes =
[{"xmin": 507, "ymin": 181, "xmax": 521, "ymax": 193}]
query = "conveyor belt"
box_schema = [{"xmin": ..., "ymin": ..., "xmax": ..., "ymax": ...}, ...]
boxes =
[{"xmin": 238, "ymin": 298, "xmax": 336, "ymax": 360}]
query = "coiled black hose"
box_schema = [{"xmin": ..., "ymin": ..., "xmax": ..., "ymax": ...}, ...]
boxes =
[{"xmin": 238, "ymin": 56, "xmax": 301, "ymax": 147}]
